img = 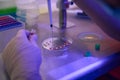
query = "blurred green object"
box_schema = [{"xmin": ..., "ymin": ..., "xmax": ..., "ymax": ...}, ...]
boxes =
[
  {"xmin": 95, "ymin": 43, "xmax": 100, "ymax": 51},
  {"xmin": 0, "ymin": 7, "xmax": 17, "ymax": 17},
  {"xmin": 84, "ymin": 51, "xmax": 92, "ymax": 57}
]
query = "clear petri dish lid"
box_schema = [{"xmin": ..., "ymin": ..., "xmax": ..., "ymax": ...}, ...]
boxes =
[{"xmin": 78, "ymin": 32, "xmax": 103, "ymax": 42}]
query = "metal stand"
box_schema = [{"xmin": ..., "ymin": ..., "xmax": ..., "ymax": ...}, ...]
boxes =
[{"xmin": 42, "ymin": 0, "xmax": 73, "ymax": 51}]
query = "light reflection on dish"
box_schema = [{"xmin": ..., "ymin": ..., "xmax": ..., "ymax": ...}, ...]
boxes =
[{"xmin": 78, "ymin": 32, "xmax": 103, "ymax": 42}]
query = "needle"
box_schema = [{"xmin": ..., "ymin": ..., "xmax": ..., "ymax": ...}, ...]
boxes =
[{"xmin": 47, "ymin": 0, "xmax": 53, "ymax": 44}]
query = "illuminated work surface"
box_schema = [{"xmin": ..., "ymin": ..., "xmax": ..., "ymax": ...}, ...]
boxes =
[
  {"xmin": 36, "ymin": 11, "xmax": 120, "ymax": 80},
  {"xmin": 37, "ymin": 12, "xmax": 120, "ymax": 80}
]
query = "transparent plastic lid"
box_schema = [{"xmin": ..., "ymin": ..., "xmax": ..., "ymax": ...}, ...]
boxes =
[
  {"xmin": 78, "ymin": 32, "xmax": 103, "ymax": 42},
  {"xmin": 0, "ymin": 1, "xmax": 16, "ymax": 9},
  {"xmin": 16, "ymin": 0, "xmax": 36, "ymax": 4}
]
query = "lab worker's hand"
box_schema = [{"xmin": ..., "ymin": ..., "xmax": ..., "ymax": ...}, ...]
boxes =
[{"xmin": 2, "ymin": 29, "xmax": 41, "ymax": 80}]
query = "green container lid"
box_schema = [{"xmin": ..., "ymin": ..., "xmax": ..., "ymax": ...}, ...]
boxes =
[{"xmin": 0, "ymin": 7, "xmax": 17, "ymax": 16}]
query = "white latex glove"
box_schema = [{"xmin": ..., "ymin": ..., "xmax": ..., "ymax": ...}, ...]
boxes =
[{"xmin": 2, "ymin": 29, "xmax": 41, "ymax": 80}]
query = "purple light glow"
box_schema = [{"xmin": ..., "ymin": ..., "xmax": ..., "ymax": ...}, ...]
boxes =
[
  {"xmin": 48, "ymin": 57, "xmax": 105, "ymax": 80},
  {"xmin": 60, "ymin": 60, "xmax": 104, "ymax": 80}
]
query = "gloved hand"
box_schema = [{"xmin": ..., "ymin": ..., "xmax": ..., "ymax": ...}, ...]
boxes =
[{"xmin": 2, "ymin": 29, "xmax": 41, "ymax": 80}]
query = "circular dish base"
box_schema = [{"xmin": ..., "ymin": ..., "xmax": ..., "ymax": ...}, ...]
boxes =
[{"xmin": 42, "ymin": 37, "xmax": 72, "ymax": 51}]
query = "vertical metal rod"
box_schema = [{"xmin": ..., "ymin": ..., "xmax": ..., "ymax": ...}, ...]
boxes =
[
  {"xmin": 59, "ymin": 0, "xmax": 67, "ymax": 29},
  {"xmin": 58, "ymin": 0, "xmax": 68, "ymax": 39}
]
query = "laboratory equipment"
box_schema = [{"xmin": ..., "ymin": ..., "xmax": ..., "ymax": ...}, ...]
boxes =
[
  {"xmin": 0, "ymin": 0, "xmax": 119, "ymax": 80},
  {"xmin": 16, "ymin": 0, "xmax": 40, "ymax": 29},
  {"xmin": 13, "ymin": 0, "xmax": 119, "ymax": 79},
  {"xmin": 42, "ymin": 0, "xmax": 73, "ymax": 51},
  {"xmin": 39, "ymin": 11, "xmax": 120, "ymax": 80},
  {"xmin": 78, "ymin": 32, "xmax": 103, "ymax": 55}
]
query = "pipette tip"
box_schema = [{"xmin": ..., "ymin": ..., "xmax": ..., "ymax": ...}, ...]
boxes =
[{"xmin": 50, "ymin": 24, "xmax": 53, "ymax": 28}]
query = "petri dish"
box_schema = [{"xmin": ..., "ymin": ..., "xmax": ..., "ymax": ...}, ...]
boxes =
[{"xmin": 42, "ymin": 37, "xmax": 72, "ymax": 51}]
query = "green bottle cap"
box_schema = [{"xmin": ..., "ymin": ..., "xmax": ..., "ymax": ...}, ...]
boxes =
[
  {"xmin": 84, "ymin": 51, "xmax": 92, "ymax": 57},
  {"xmin": 95, "ymin": 43, "xmax": 100, "ymax": 51}
]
